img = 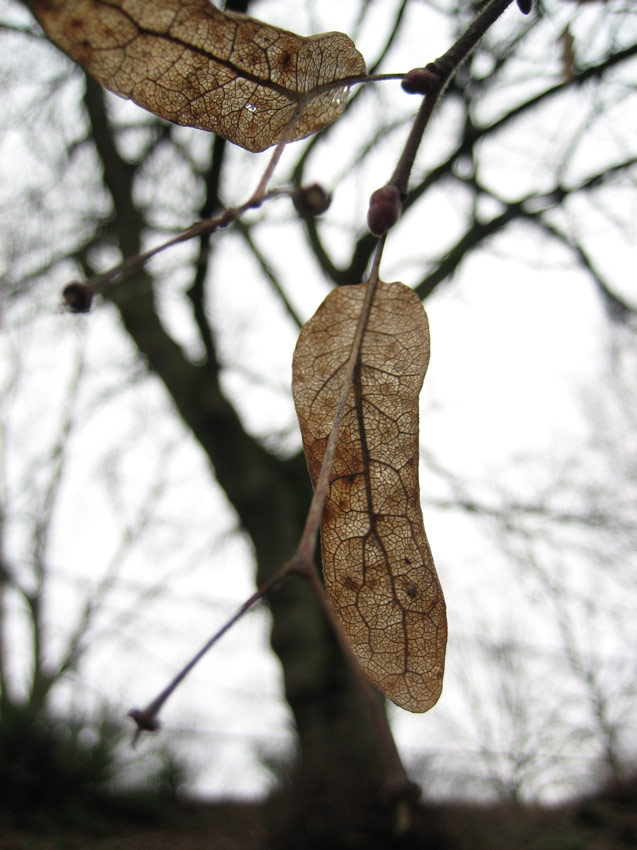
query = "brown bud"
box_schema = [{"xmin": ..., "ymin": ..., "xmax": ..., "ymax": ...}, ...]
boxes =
[
  {"xmin": 401, "ymin": 66, "xmax": 441, "ymax": 95},
  {"xmin": 62, "ymin": 282, "xmax": 93, "ymax": 313},
  {"xmin": 367, "ymin": 185, "xmax": 402, "ymax": 237},
  {"xmin": 292, "ymin": 183, "xmax": 331, "ymax": 217},
  {"xmin": 516, "ymin": 0, "xmax": 532, "ymax": 13}
]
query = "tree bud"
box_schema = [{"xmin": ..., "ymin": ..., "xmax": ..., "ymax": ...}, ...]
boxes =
[
  {"xmin": 367, "ymin": 185, "xmax": 402, "ymax": 237},
  {"xmin": 401, "ymin": 66, "xmax": 441, "ymax": 95},
  {"xmin": 292, "ymin": 183, "xmax": 331, "ymax": 217},
  {"xmin": 62, "ymin": 282, "xmax": 94, "ymax": 313}
]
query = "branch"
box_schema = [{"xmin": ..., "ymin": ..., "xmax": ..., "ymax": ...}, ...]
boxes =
[
  {"xmin": 128, "ymin": 240, "xmax": 415, "ymax": 807},
  {"xmin": 233, "ymin": 221, "xmax": 303, "ymax": 329},
  {"xmin": 290, "ymin": 0, "xmax": 411, "ymax": 188},
  {"xmin": 532, "ymin": 217, "xmax": 636, "ymax": 324},
  {"xmin": 488, "ymin": 41, "xmax": 637, "ymax": 142},
  {"xmin": 427, "ymin": 495, "xmax": 635, "ymax": 535},
  {"xmin": 186, "ymin": 132, "xmax": 227, "ymax": 370},
  {"xmin": 413, "ymin": 154, "xmax": 637, "ymax": 301},
  {"xmin": 415, "ymin": 200, "xmax": 526, "ymax": 299},
  {"xmin": 303, "ymin": 38, "xmax": 637, "ymax": 293}
]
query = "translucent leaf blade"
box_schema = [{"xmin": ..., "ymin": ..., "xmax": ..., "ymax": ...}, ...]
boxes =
[
  {"xmin": 31, "ymin": 0, "xmax": 366, "ymax": 152},
  {"xmin": 292, "ymin": 281, "xmax": 447, "ymax": 713}
]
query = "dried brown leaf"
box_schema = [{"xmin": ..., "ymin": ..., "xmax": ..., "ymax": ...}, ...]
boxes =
[
  {"xmin": 30, "ymin": 0, "xmax": 366, "ymax": 152},
  {"xmin": 292, "ymin": 282, "xmax": 447, "ymax": 713}
]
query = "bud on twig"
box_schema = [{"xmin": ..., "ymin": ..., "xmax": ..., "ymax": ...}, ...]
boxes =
[
  {"xmin": 516, "ymin": 0, "xmax": 532, "ymax": 14},
  {"xmin": 62, "ymin": 282, "xmax": 94, "ymax": 313},
  {"xmin": 401, "ymin": 66, "xmax": 441, "ymax": 95},
  {"xmin": 367, "ymin": 185, "xmax": 403, "ymax": 237},
  {"xmin": 292, "ymin": 183, "xmax": 331, "ymax": 217}
]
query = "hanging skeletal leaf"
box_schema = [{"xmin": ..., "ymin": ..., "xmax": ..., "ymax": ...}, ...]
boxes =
[
  {"xmin": 29, "ymin": 0, "xmax": 366, "ymax": 152},
  {"xmin": 292, "ymin": 281, "xmax": 447, "ymax": 713}
]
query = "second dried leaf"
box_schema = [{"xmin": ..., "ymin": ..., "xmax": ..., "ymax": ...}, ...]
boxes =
[{"xmin": 292, "ymin": 281, "xmax": 447, "ymax": 713}]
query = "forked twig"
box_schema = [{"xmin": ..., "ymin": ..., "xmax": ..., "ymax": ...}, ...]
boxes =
[
  {"xmin": 129, "ymin": 239, "xmax": 395, "ymax": 750},
  {"xmin": 391, "ymin": 0, "xmax": 515, "ymax": 197},
  {"xmin": 63, "ymin": 145, "xmax": 292, "ymax": 311},
  {"xmin": 128, "ymin": 236, "xmax": 419, "ymax": 827},
  {"xmin": 116, "ymin": 0, "xmax": 527, "ymax": 817},
  {"xmin": 62, "ymin": 0, "xmax": 517, "ymax": 310}
]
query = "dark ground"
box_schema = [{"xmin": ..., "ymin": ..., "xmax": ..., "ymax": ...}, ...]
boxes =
[{"xmin": 1, "ymin": 776, "xmax": 635, "ymax": 850}]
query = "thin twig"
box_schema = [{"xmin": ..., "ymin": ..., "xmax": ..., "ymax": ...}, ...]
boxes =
[
  {"xmin": 67, "ymin": 186, "xmax": 288, "ymax": 302},
  {"xmin": 128, "ymin": 241, "xmax": 385, "ymax": 727},
  {"xmin": 391, "ymin": 0, "xmax": 515, "ymax": 196},
  {"xmin": 123, "ymin": 0, "xmax": 523, "ymax": 809},
  {"xmin": 127, "ymin": 241, "xmax": 412, "ymax": 794},
  {"xmin": 128, "ymin": 561, "xmax": 290, "ymax": 744}
]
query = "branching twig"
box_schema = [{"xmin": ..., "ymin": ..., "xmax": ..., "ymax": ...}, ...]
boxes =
[
  {"xmin": 128, "ymin": 236, "xmax": 415, "ymax": 812},
  {"xmin": 62, "ymin": 0, "xmax": 521, "ymax": 311},
  {"xmin": 126, "ymin": 239, "xmax": 404, "ymax": 758},
  {"xmin": 62, "ymin": 186, "xmax": 290, "ymax": 311},
  {"xmin": 90, "ymin": 0, "xmax": 527, "ymax": 812},
  {"xmin": 365, "ymin": 0, "xmax": 515, "ymax": 240},
  {"xmin": 393, "ymin": 0, "xmax": 514, "ymax": 198}
]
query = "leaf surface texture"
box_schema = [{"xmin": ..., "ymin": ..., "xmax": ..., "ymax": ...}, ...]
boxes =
[
  {"xmin": 31, "ymin": 0, "xmax": 366, "ymax": 152},
  {"xmin": 293, "ymin": 282, "xmax": 447, "ymax": 712}
]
